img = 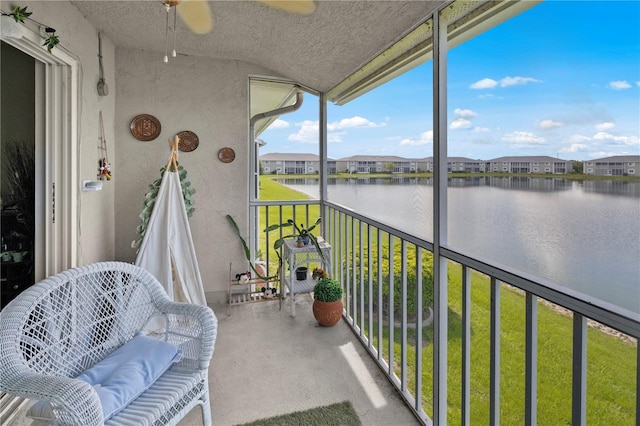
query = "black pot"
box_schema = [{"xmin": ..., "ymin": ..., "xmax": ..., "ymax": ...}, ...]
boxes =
[{"xmin": 295, "ymin": 267, "xmax": 308, "ymax": 280}]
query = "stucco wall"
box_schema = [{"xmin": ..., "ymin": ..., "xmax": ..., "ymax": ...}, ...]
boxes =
[
  {"xmin": 114, "ymin": 48, "xmax": 273, "ymax": 302},
  {"xmin": 0, "ymin": 0, "xmax": 117, "ymax": 265}
]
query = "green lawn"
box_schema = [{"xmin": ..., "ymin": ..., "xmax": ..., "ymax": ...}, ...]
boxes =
[
  {"xmin": 257, "ymin": 177, "xmax": 321, "ymax": 275},
  {"xmin": 438, "ymin": 267, "xmax": 637, "ymax": 425},
  {"xmin": 258, "ymin": 176, "xmax": 637, "ymax": 425}
]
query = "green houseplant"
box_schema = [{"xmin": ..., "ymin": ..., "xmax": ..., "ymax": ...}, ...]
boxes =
[
  {"xmin": 264, "ymin": 216, "xmax": 322, "ymax": 250},
  {"xmin": 312, "ymin": 277, "xmax": 343, "ymax": 326}
]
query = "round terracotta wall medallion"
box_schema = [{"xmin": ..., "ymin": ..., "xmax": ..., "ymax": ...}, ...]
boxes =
[
  {"xmin": 218, "ymin": 147, "xmax": 235, "ymax": 163},
  {"xmin": 177, "ymin": 130, "xmax": 199, "ymax": 152},
  {"xmin": 130, "ymin": 114, "xmax": 161, "ymax": 141}
]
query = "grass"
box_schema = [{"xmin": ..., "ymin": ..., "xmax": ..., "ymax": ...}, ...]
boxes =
[
  {"xmin": 257, "ymin": 177, "xmax": 321, "ymax": 275},
  {"xmin": 257, "ymin": 176, "xmax": 638, "ymax": 424},
  {"xmin": 412, "ymin": 267, "xmax": 637, "ymax": 425}
]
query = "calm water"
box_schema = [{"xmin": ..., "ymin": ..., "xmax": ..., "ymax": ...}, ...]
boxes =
[{"xmin": 278, "ymin": 176, "xmax": 640, "ymax": 315}]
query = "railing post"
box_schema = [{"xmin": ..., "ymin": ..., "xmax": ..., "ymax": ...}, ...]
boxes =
[
  {"xmin": 401, "ymin": 240, "xmax": 408, "ymax": 392},
  {"xmin": 572, "ymin": 313, "xmax": 587, "ymax": 426},
  {"xmin": 388, "ymin": 233, "xmax": 395, "ymax": 377},
  {"xmin": 432, "ymin": 9, "xmax": 448, "ymax": 425},
  {"xmin": 525, "ymin": 293, "xmax": 538, "ymax": 426},
  {"xmin": 367, "ymin": 224, "xmax": 373, "ymax": 348},
  {"xmin": 377, "ymin": 228, "xmax": 384, "ymax": 361},
  {"xmin": 415, "ymin": 246, "xmax": 424, "ymax": 413},
  {"xmin": 636, "ymin": 346, "xmax": 640, "ymax": 425},
  {"xmin": 461, "ymin": 266, "xmax": 471, "ymax": 426},
  {"xmin": 490, "ymin": 278, "xmax": 500, "ymax": 425}
]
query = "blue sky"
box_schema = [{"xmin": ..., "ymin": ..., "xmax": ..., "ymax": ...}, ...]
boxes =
[{"xmin": 259, "ymin": 1, "xmax": 640, "ymax": 162}]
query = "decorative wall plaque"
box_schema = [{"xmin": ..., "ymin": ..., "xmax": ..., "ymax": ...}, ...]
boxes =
[
  {"xmin": 218, "ymin": 147, "xmax": 235, "ymax": 163},
  {"xmin": 130, "ymin": 114, "xmax": 161, "ymax": 141},
  {"xmin": 177, "ymin": 130, "xmax": 199, "ymax": 152}
]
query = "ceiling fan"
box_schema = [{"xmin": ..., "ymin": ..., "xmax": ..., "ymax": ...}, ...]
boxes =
[
  {"xmin": 161, "ymin": 0, "xmax": 316, "ymax": 61},
  {"xmin": 165, "ymin": 0, "xmax": 316, "ymax": 34}
]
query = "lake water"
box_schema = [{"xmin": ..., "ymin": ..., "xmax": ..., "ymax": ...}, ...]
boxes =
[{"xmin": 277, "ymin": 176, "xmax": 640, "ymax": 315}]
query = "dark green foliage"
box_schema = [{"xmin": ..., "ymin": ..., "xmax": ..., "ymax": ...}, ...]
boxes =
[
  {"xmin": 4, "ymin": 5, "xmax": 60, "ymax": 53},
  {"xmin": 132, "ymin": 165, "xmax": 195, "ymax": 251},
  {"xmin": 313, "ymin": 277, "xmax": 342, "ymax": 302},
  {"xmin": 263, "ymin": 216, "xmax": 326, "ymax": 264},
  {"xmin": 9, "ymin": 5, "xmax": 31, "ymax": 22},
  {"xmin": 43, "ymin": 33, "xmax": 59, "ymax": 53},
  {"xmin": 226, "ymin": 214, "xmax": 277, "ymax": 281}
]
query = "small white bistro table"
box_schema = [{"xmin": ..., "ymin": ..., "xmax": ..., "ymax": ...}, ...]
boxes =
[{"xmin": 280, "ymin": 237, "xmax": 331, "ymax": 316}]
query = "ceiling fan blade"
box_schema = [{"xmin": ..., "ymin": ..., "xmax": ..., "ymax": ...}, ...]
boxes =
[
  {"xmin": 177, "ymin": 0, "xmax": 214, "ymax": 34},
  {"xmin": 257, "ymin": 0, "xmax": 317, "ymax": 15}
]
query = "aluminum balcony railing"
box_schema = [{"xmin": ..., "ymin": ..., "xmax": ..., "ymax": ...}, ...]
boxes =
[{"xmin": 251, "ymin": 199, "xmax": 639, "ymax": 425}]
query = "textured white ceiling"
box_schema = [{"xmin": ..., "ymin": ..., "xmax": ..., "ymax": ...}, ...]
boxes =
[{"xmin": 71, "ymin": 0, "xmax": 443, "ymax": 93}]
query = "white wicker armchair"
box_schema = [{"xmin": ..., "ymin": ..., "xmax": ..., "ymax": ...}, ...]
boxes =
[{"xmin": 0, "ymin": 261, "xmax": 217, "ymax": 426}]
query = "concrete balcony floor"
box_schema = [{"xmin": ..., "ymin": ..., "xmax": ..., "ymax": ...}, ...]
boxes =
[{"xmin": 181, "ymin": 295, "xmax": 420, "ymax": 426}]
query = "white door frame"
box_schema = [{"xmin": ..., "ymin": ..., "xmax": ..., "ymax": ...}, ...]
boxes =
[{"xmin": 3, "ymin": 26, "xmax": 79, "ymax": 279}]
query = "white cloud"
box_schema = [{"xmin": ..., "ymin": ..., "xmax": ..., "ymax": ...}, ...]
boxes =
[
  {"xmin": 328, "ymin": 132, "xmax": 345, "ymax": 144},
  {"xmin": 470, "ymin": 78, "xmax": 498, "ymax": 89},
  {"xmin": 609, "ymin": 80, "xmax": 632, "ymax": 90},
  {"xmin": 288, "ymin": 120, "xmax": 318, "ymax": 143},
  {"xmin": 593, "ymin": 132, "xmax": 640, "ymax": 145},
  {"xmin": 500, "ymin": 76, "xmax": 542, "ymax": 87},
  {"xmin": 270, "ymin": 119, "xmax": 289, "ymax": 129},
  {"xmin": 502, "ymin": 131, "xmax": 545, "ymax": 144},
  {"xmin": 568, "ymin": 134, "xmax": 591, "ymax": 143},
  {"xmin": 560, "ymin": 144, "xmax": 589, "ymax": 153},
  {"xmin": 636, "ymin": 81, "xmax": 640, "ymax": 87},
  {"xmin": 470, "ymin": 76, "xmax": 541, "ymax": 90},
  {"xmin": 399, "ymin": 130, "xmax": 433, "ymax": 146},
  {"xmin": 593, "ymin": 131, "xmax": 615, "ymax": 140},
  {"xmin": 327, "ymin": 116, "xmax": 384, "ymax": 131},
  {"xmin": 595, "ymin": 122, "xmax": 615, "ymax": 131},
  {"xmin": 454, "ymin": 108, "xmax": 477, "ymax": 118},
  {"xmin": 286, "ymin": 116, "xmax": 384, "ymax": 143},
  {"xmin": 473, "ymin": 126, "xmax": 490, "ymax": 132},
  {"xmin": 539, "ymin": 119, "xmax": 563, "ymax": 129},
  {"xmin": 450, "ymin": 118, "xmax": 472, "ymax": 129}
]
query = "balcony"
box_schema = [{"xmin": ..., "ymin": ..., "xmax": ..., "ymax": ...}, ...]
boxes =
[
  {"xmin": 243, "ymin": 200, "xmax": 639, "ymax": 425},
  {"xmin": 179, "ymin": 297, "xmax": 420, "ymax": 425},
  {"xmin": 4, "ymin": 198, "xmax": 637, "ymax": 425}
]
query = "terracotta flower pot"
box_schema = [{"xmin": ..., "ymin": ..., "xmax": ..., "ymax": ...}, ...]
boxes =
[{"xmin": 312, "ymin": 299, "xmax": 343, "ymax": 327}]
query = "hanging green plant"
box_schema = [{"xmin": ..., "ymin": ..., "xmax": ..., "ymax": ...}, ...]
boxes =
[
  {"xmin": 7, "ymin": 5, "xmax": 31, "ymax": 22},
  {"xmin": 131, "ymin": 164, "xmax": 195, "ymax": 251},
  {"xmin": 43, "ymin": 30, "xmax": 59, "ymax": 53},
  {"xmin": 1, "ymin": 5, "xmax": 61, "ymax": 53}
]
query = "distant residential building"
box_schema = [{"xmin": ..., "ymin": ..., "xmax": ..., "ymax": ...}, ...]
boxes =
[
  {"xmin": 417, "ymin": 157, "xmax": 486, "ymax": 172},
  {"xmin": 261, "ymin": 153, "xmax": 582, "ymax": 175},
  {"xmin": 583, "ymin": 155, "xmax": 639, "ymax": 176},
  {"xmin": 486, "ymin": 156, "xmax": 573, "ymax": 174},
  {"xmin": 260, "ymin": 153, "xmax": 336, "ymax": 174},
  {"xmin": 336, "ymin": 155, "xmax": 417, "ymax": 173}
]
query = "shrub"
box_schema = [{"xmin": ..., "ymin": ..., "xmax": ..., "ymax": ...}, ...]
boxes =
[{"xmin": 313, "ymin": 278, "xmax": 342, "ymax": 302}]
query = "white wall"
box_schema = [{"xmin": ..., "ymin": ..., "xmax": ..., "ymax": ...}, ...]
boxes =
[
  {"xmin": 2, "ymin": 1, "xmax": 279, "ymax": 302},
  {"xmin": 0, "ymin": 0, "xmax": 117, "ymax": 265},
  {"xmin": 114, "ymin": 48, "xmax": 275, "ymax": 302}
]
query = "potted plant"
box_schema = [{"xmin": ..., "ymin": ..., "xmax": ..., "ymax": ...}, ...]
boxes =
[
  {"xmin": 264, "ymin": 217, "xmax": 321, "ymax": 249},
  {"xmin": 312, "ymin": 277, "xmax": 343, "ymax": 326},
  {"xmin": 264, "ymin": 216, "xmax": 327, "ymax": 263}
]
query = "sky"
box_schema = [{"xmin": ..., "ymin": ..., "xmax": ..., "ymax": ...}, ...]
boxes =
[{"xmin": 259, "ymin": 1, "xmax": 640, "ymax": 162}]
